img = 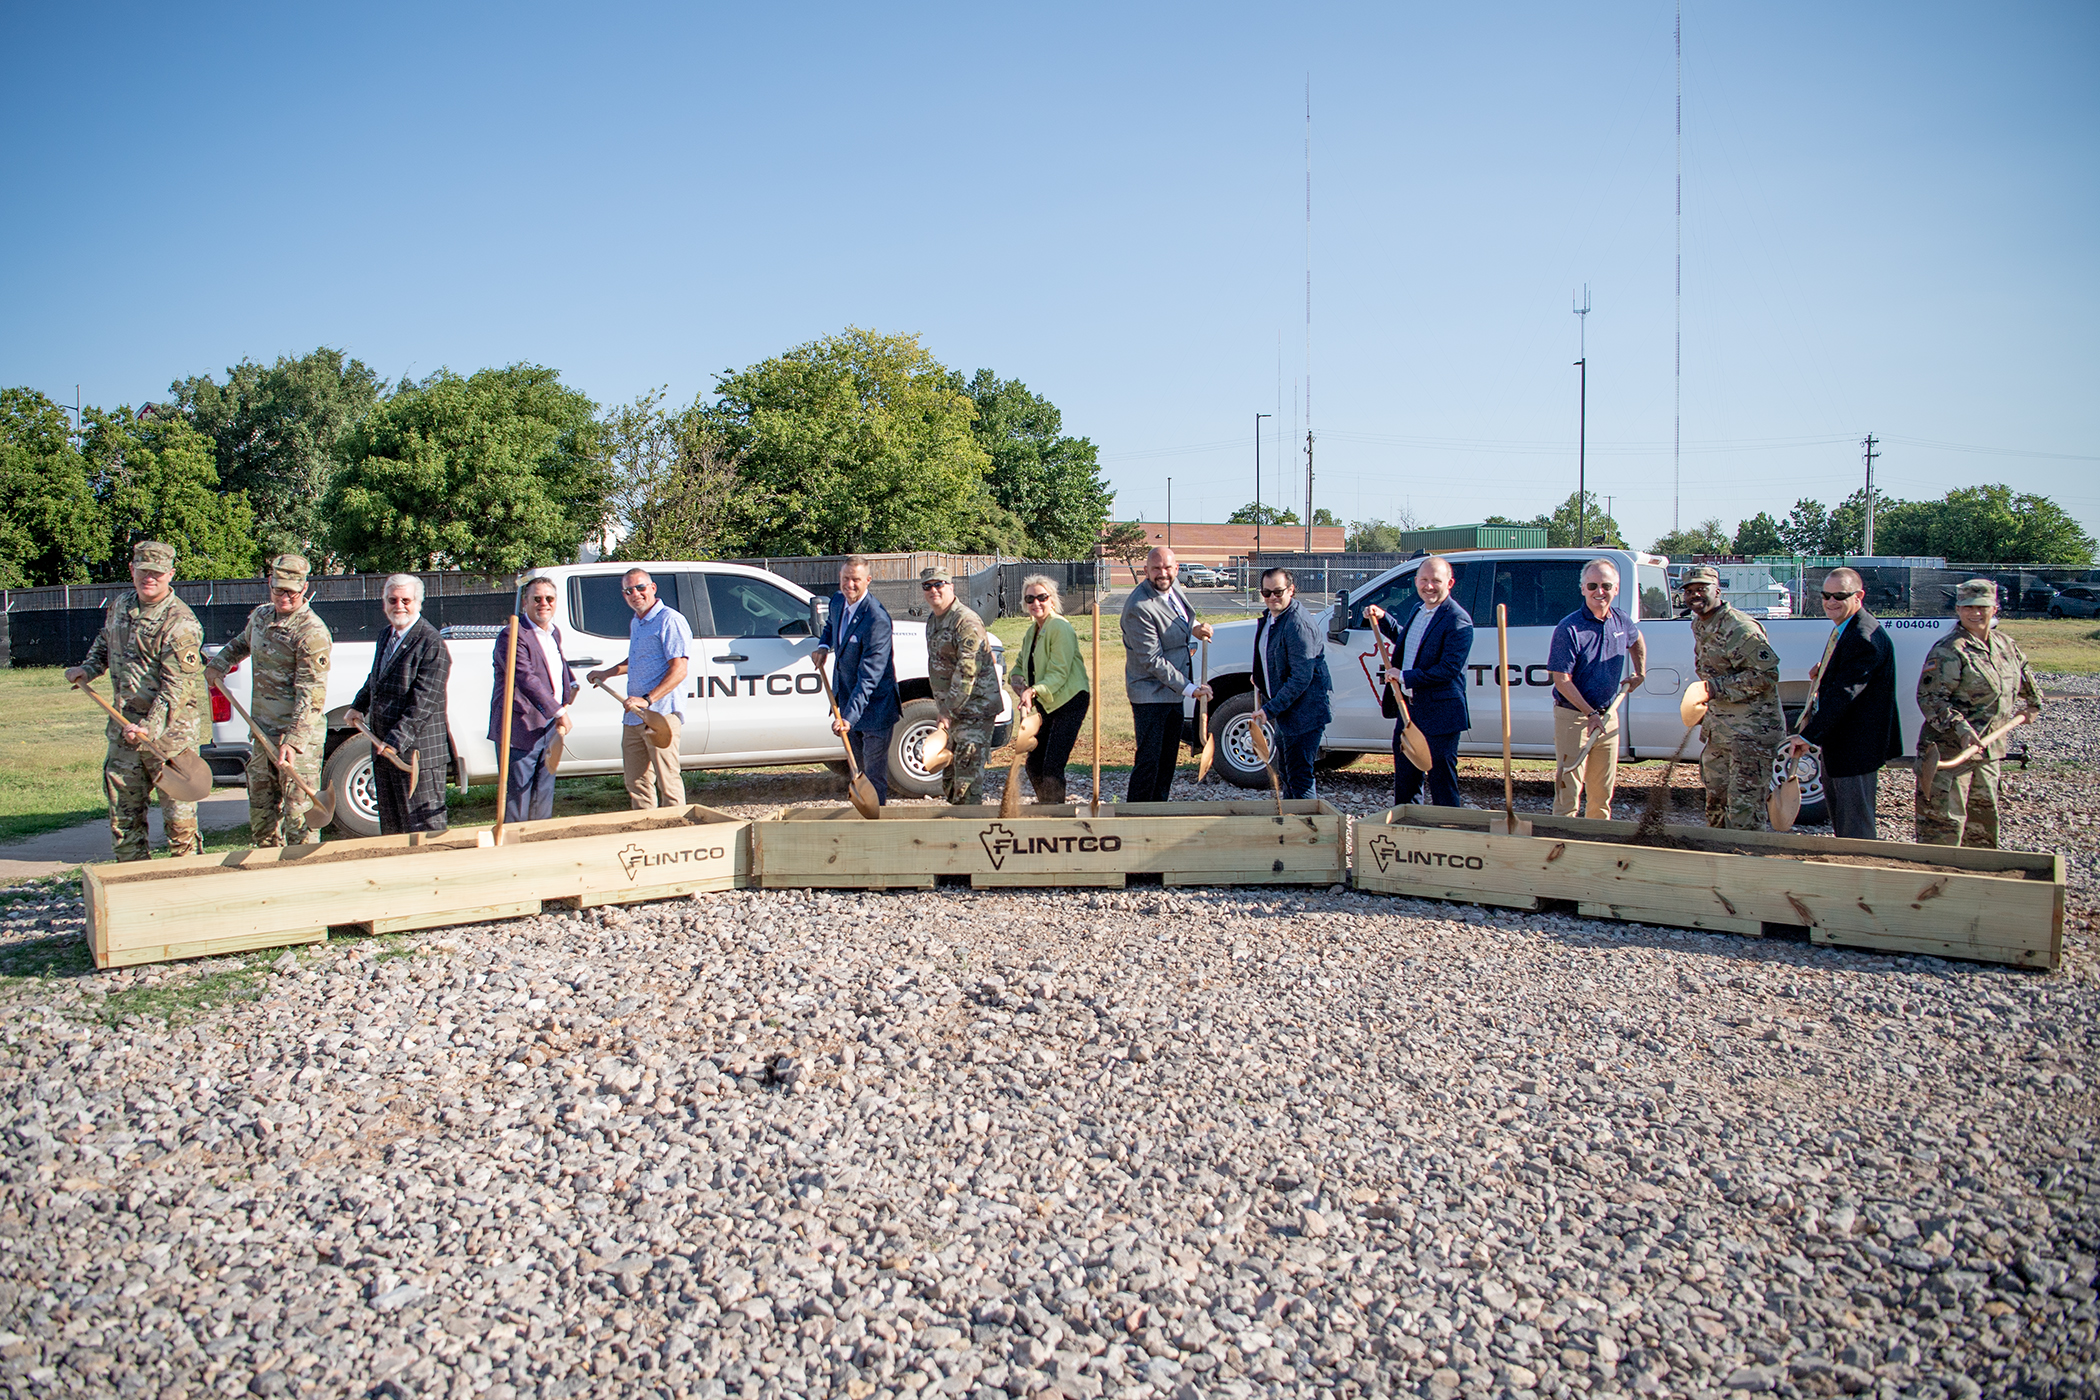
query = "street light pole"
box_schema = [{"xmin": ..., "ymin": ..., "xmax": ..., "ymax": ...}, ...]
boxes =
[
  {"xmin": 1254, "ymin": 413, "xmax": 1272, "ymax": 564},
  {"xmin": 1575, "ymin": 355, "xmax": 1587, "ymax": 545}
]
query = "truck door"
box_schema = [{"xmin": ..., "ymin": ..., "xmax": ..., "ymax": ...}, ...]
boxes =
[
  {"xmin": 696, "ymin": 573, "xmax": 828, "ymax": 758},
  {"xmin": 1324, "ymin": 565, "xmax": 1421, "ymax": 747},
  {"xmin": 559, "ymin": 572, "xmax": 712, "ymax": 765}
]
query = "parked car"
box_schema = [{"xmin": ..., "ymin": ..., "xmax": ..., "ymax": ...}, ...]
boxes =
[
  {"xmin": 2048, "ymin": 585, "xmax": 2100, "ymax": 619},
  {"xmin": 1179, "ymin": 564, "xmax": 1219, "ymax": 587}
]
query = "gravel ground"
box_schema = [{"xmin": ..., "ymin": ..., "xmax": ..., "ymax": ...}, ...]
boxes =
[{"xmin": 0, "ymin": 687, "xmax": 2093, "ymax": 1400}]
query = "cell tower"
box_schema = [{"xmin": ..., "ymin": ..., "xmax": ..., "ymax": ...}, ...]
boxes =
[
  {"xmin": 1673, "ymin": 0, "xmax": 1683, "ymax": 534},
  {"xmin": 1303, "ymin": 76, "xmax": 1315, "ymax": 554}
]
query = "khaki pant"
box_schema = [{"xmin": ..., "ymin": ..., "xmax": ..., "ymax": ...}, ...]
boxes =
[
  {"xmin": 622, "ymin": 718, "xmax": 685, "ymax": 809},
  {"xmin": 1553, "ymin": 704, "xmax": 1620, "ymax": 819}
]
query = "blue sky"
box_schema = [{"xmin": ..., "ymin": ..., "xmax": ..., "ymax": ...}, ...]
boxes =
[{"xmin": 3, "ymin": 2, "xmax": 2094, "ymax": 552}]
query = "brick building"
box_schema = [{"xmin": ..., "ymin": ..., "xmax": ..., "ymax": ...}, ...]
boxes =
[{"xmin": 1106, "ymin": 522, "xmax": 1346, "ymax": 567}]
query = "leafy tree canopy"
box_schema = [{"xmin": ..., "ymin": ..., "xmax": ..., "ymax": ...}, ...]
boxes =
[
  {"xmin": 701, "ymin": 328, "xmax": 993, "ymax": 556},
  {"xmin": 82, "ymin": 407, "xmax": 257, "ymax": 579},
  {"xmin": 1650, "ymin": 517, "xmax": 1731, "ymax": 559},
  {"xmin": 1100, "ymin": 520, "xmax": 1150, "ymax": 582},
  {"xmin": 1875, "ymin": 484, "xmax": 2094, "ymax": 565},
  {"xmin": 1345, "ymin": 518, "xmax": 1409, "ymax": 552},
  {"xmin": 1312, "ymin": 507, "xmax": 1340, "ymax": 527},
  {"xmin": 1732, "ymin": 511, "xmax": 1785, "ymax": 556},
  {"xmin": 170, "ymin": 347, "xmax": 381, "ymax": 561},
  {"xmin": 324, "ymin": 365, "xmax": 610, "ymax": 576},
  {"xmin": 952, "ymin": 370, "xmax": 1113, "ymax": 557},
  {"xmin": 1489, "ymin": 492, "xmax": 1623, "ymax": 548},
  {"xmin": 0, "ymin": 388, "xmax": 105, "ymax": 587},
  {"xmin": 1228, "ymin": 502, "xmax": 1299, "ymax": 526}
]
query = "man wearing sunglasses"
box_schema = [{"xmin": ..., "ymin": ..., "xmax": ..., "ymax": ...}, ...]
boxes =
[
  {"xmin": 1683, "ymin": 564, "xmax": 1783, "ymax": 830},
  {"xmin": 1547, "ymin": 559, "xmax": 1647, "ymax": 818},
  {"xmin": 1121, "ymin": 547, "xmax": 1213, "ymax": 803},
  {"xmin": 1787, "ymin": 568, "xmax": 1901, "ymax": 839},
  {"xmin": 586, "ymin": 569, "xmax": 691, "ymax": 809},
  {"xmin": 1249, "ymin": 568, "xmax": 1332, "ymax": 799}
]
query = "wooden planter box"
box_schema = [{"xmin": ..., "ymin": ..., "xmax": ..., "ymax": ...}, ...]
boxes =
[
  {"xmin": 83, "ymin": 805, "xmax": 750, "ymax": 969},
  {"xmin": 755, "ymin": 800, "xmax": 1345, "ymax": 891},
  {"xmin": 1353, "ymin": 806, "xmax": 2063, "ymax": 970}
]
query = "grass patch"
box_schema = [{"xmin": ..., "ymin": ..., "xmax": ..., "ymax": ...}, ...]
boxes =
[
  {"xmin": 0, "ymin": 668, "xmax": 112, "ymax": 841},
  {"xmin": 0, "ymin": 933, "xmax": 95, "ymax": 984},
  {"xmin": 2000, "ymin": 619, "xmax": 2100, "ymax": 676},
  {"xmin": 93, "ymin": 958, "xmax": 267, "ymax": 1027}
]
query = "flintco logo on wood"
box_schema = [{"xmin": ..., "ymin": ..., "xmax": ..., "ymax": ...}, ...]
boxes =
[
  {"xmin": 618, "ymin": 843, "xmax": 729, "ymax": 881},
  {"xmin": 1363, "ymin": 833, "xmax": 1486, "ymax": 875},
  {"xmin": 977, "ymin": 823, "xmax": 1123, "ymax": 871}
]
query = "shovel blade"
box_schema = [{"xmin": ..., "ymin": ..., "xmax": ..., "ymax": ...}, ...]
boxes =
[
  {"xmin": 304, "ymin": 791, "xmax": 337, "ymax": 832},
  {"xmin": 1196, "ymin": 735, "xmax": 1215, "ymax": 783},
  {"xmin": 1679, "ymin": 680, "xmax": 1709, "ymax": 728},
  {"xmin": 1495, "ymin": 812, "xmax": 1533, "ymax": 837},
  {"xmin": 1401, "ymin": 724, "xmax": 1434, "ymax": 773},
  {"xmin": 1768, "ymin": 776, "xmax": 1802, "ymax": 833},
  {"xmin": 847, "ymin": 774, "xmax": 880, "ymax": 820},
  {"xmin": 545, "ymin": 733, "xmax": 564, "ymax": 774},
  {"xmin": 156, "ymin": 749, "xmax": 215, "ymax": 803},
  {"xmin": 1915, "ymin": 742, "xmax": 1940, "ymax": 805},
  {"xmin": 645, "ymin": 712, "xmax": 676, "ymax": 749}
]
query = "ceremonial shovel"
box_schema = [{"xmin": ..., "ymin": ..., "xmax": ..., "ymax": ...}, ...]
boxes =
[
  {"xmin": 1494, "ymin": 604, "xmax": 1531, "ymax": 836},
  {"xmin": 494, "ymin": 618, "xmax": 519, "ymax": 846},
  {"xmin": 998, "ymin": 707, "xmax": 1043, "ymax": 819},
  {"xmin": 1558, "ymin": 676, "xmax": 1635, "ymax": 792},
  {"xmin": 1195, "ymin": 640, "xmax": 1215, "ymax": 782},
  {"xmin": 1917, "ymin": 711, "xmax": 2031, "ymax": 798},
  {"xmin": 1089, "ymin": 597, "xmax": 1103, "ymax": 816},
  {"xmin": 352, "ymin": 715, "xmax": 419, "ymax": 795},
  {"xmin": 1248, "ymin": 688, "xmax": 1285, "ymax": 816},
  {"xmin": 594, "ymin": 678, "xmax": 674, "ymax": 748},
  {"xmin": 1372, "ymin": 630, "xmax": 1434, "ymax": 774},
  {"xmin": 811, "ymin": 655, "xmax": 880, "ymax": 819},
  {"xmin": 216, "ymin": 684, "xmax": 335, "ymax": 830},
  {"xmin": 72, "ymin": 681, "xmax": 214, "ymax": 802}
]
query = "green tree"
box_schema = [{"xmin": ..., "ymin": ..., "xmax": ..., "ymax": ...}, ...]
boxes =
[
  {"xmin": 1100, "ymin": 520, "xmax": 1150, "ymax": 582},
  {"xmin": 1542, "ymin": 490, "xmax": 1622, "ymax": 548},
  {"xmin": 1875, "ymin": 484, "xmax": 2094, "ymax": 565},
  {"xmin": 1228, "ymin": 502, "xmax": 1299, "ymax": 526},
  {"xmin": 701, "ymin": 328, "xmax": 991, "ymax": 556},
  {"xmin": 82, "ymin": 407, "xmax": 258, "ymax": 579},
  {"xmin": 0, "ymin": 388, "xmax": 105, "ymax": 586},
  {"xmin": 170, "ymin": 347, "xmax": 382, "ymax": 559},
  {"xmin": 1778, "ymin": 499, "xmax": 1832, "ymax": 555},
  {"xmin": 1650, "ymin": 517, "xmax": 1730, "ymax": 559},
  {"xmin": 952, "ymin": 370, "xmax": 1112, "ymax": 557},
  {"xmin": 1345, "ymin": 518, "xmax": 1408, "ymax": 552},
  {"xmin": 610, "ymin": 390, "xmax": 740, "ymax": 562},
  {"xmin": 1312, "ymin": 507, "xmax": 1340, "ymax": 528},
  {"xmin": 325, "ymin": 365, "xmax": 611, "ymax": 575},
  {"xmin": 1732, "ymin": 511, "xmax": 1785, "ymax": 556}
]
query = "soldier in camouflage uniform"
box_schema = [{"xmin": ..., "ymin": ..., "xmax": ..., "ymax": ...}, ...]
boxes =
[
  {"xmin": 1683, "ymin": 565, "xmax": 1785, "ymax": 830},
  {"xmin": 920, "ymin": 566, "xmax": 1001, "ymax": 804},
  {"xmin": 209, "ymin": 554, "xmax": 333, "ymax": 846},
  {"xmin": 1915, "ymin": 578, "xmax": 2042, "ymax": 848},
  {"xmin": 63, "ymin": 541, "xmax": 205, "ymax": 860}
]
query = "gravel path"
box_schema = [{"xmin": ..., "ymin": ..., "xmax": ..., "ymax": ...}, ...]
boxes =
[{"xmin": 0, "ymin": 699, "xmax": 2093, "ymax": 1400}]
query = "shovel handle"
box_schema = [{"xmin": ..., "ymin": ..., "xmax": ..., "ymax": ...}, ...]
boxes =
[
  {"xmin": 1938, "ymin": 711, "xmax": 2032, "ymax": 772},
  {"xmin": 72, "ymin": 678, "xmax": 136, "ymax": 733},
  {"xmin": 353, "ymin": 717, "xmax": 415, "ymax": 772},
  {"xmin": 218, "ymin": 683, "xmax": 328, "ymax": 806}
]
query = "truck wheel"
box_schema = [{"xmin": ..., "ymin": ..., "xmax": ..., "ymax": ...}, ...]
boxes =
[
  {"xmin": 886, "ymin": 699, "xmax": 947, "ymax": 799},
  {"xmin": 322, "ymin": 735, "xmax": 381, "ymax": 838},
  {"xmin": 1207, "ymin": 692, "xmax": 1275, "ymax": 790}
]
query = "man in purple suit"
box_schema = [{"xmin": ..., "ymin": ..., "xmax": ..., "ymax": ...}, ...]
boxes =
[{"xmin": 490, "ymin": 575, "xmax": 580, "ymax": 822}]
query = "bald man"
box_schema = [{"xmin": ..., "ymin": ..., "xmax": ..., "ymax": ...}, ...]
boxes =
[
  {"xmin": 1789, "ymin": 567, "xmax": 1902, "ymax": 839},
  {"xmin": 1121, "ymin": 546, "xmax": 1213, "ymax": 802}
]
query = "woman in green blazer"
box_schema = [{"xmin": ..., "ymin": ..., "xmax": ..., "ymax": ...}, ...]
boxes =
[{"xmin": 1011, "ymin": 574, "xmax": 1091, "ymax": 805}]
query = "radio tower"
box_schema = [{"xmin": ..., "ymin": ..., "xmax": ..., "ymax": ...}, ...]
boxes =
[{"xmin": 1303, "ymin": 76, "xmax": 1315, "ymax": 554}]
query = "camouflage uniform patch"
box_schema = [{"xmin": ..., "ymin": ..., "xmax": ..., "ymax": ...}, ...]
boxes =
[
  {"xmin": 77, "ymin": 590, "xmax": 205, "ymax": 860},
  {"xmin": 1915, "ymin": 623, "xmax": 2040, "ymax": 847},
  {"xmin": 926, "ymin": 602, "xmax": 1000, "ymax": 805},
  {"xmin": 1692, "ymin": 601, "xmax": 1784, "ymax": 831},
  {"xmin": 217, "ymin": 601, "xmax": 333, "ymax": 846}
]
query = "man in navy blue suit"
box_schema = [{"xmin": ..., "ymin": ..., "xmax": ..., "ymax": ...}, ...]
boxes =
[
  {"xmin": 813, "ymin": 556, "xmax": 903, "ymax": 804},
  {"xmin": 1249, "ymin": 568, "xmax": 1333, "ymax": 800},
  {"xmin": 1364, "ymin": 555, "xmax": 1475, "ymax": 808}
]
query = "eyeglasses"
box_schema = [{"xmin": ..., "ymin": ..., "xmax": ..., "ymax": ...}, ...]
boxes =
[
  {"xmin": 1583, "ymin": 582, "xmax": 1617, "ymax": 592},
  {"xmin": 921, "ymin": 581, "xmax": 949, "ymax": 592},
  {"xmin": 1259, "ymin": 587, "xmax": 1290, "ymax": 598},
  {"xmin": 1023, "ymin": 594, "xmax": 1050, "ymax": 604},
  {"xmin": 1820, "ymin": 591, "xmax": 1859, "ymax": 602},
  {"xmin": 621, "ymin": 584, "xmax": 650, "ymax": 594}
]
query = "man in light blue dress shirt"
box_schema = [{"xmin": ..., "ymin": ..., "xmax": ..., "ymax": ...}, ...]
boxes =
[{"xmin": 586, "ymin": 568, "xmax": 691, "ymax": 808}]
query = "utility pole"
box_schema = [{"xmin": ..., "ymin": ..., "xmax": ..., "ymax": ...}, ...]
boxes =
[
  {"xmin": 1304, "ymin": 76, "xmax": 1315, "ymax": 557},
  {"xmin": 1574, "ymin": 285, "xmax": 1591, "ymax": 547},
  {"xmin": 1167, "ymin": 479, "xmax": 1172, "ymax": 548},
  {"xmin": 1605, "ymin": 496, "xmax": 1615, "ymax": 546},
  {"xmin": 1861, "ymin": 434, "xmax": 1880, "ymax": 556},
  {"xmin": 1254, "ymin": 413, "xmax": 1271, "ymax": 562}
]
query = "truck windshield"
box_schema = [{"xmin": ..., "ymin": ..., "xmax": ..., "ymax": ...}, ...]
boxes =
[{"xmin": 1636, "ymin": 562, "xmax": 1671, "ymax": 620}]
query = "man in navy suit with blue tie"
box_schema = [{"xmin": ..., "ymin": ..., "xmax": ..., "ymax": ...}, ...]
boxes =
[
  {"xmin": 812, "ymin": 556, "xmax": 902, "ymax": 804},
  {"xmin": 1364, "ymin": 556, "xmax": 1474, "ymax": 808}
]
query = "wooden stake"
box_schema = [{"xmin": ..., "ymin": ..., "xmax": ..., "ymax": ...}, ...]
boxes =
[
  {"xmin": 494, "ymin": 616, "xmax": 519, "ymax": 846},
  {"xmin": 1090, "ymin": 597, "xmax": 1103, "ymax": 815}
]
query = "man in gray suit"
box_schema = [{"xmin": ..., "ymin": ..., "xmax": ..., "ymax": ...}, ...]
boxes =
[{"xmin": 1121, "ymin": 546, "xmax": 1213, "ymax": 802}]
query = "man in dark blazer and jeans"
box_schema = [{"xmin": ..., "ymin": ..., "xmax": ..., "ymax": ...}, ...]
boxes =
[
  {"xmin": 1788, "ymin": 567, "xmax": 1901, "ymax": 839},
  {"xmin": 491, "ymin": 575, "xmax": 579, "ymax": 823},
  {"xmin": 1120, "ymin": 547, "xmax": 1213, "ymax": 803},
  {"xmin": 1250, "ymin": 568, "xmax": 1333, "ymax": 800},
  {"xmin": 1364, "ymin": 555, "xmax": 1475, "ymax": 807},
  {"xmin": 812, "ymin": 555, "xmax": 902, "ymax": 804},
  {"xmin": 347, "ymin": 573, "xmax": 451, "ymax": 834}
]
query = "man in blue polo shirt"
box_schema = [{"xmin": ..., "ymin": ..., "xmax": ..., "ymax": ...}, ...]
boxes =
[
  {"xmin": 1546, "ymin": 558, "xmax": 1646, "ymax": 818},
  {"xmin": 586, "ymin": 568, "xmax": 691, "ymax": 809}
]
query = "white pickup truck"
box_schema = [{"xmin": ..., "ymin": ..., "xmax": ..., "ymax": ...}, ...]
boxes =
[
  {"xmin": 207, "ymin": 560, "xmax": 1010, "ymax": 835},
  {"xmin": 1199, "ymin": 547, "xmax": 1951, "ymax": 790}
]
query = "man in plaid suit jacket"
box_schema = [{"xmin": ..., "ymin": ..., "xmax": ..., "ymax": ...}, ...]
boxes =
[{"xmin": 347, "ymin": 574, "xmax": 452, "ymax": 834}]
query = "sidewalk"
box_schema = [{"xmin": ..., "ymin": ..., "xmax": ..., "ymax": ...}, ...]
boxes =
[{"xmin": 0, "ymin": 791, "xmax": 253, "ymax": 883}]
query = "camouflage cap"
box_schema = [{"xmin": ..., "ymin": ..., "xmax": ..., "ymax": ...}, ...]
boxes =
[
  {"xmin": 130, "ymin": 540, "xmax": 175, "ymax": 574},
  {"xmin": 1955, "ymin": 578, "xmax": 1997, "ymax": 607},
  {"xmin": 266, "ymin": 553, "xmax": 311, "ymax": 590},
  {"xmin": 919, "ymin": 565, "xmax": 953, "ymax": 586},
  {"xmin": 1681, "ymin": 565, "xmax": 1720, "ymax": 588}
]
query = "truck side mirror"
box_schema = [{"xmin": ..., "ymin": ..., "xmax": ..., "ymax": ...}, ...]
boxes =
[
  {"xmin": 1328, "ymin": 590, "xmax": 1350, "ymax": 642},
  {"xmin": 807, "ymin": 598, "xmax": 825, "ymax": 638}
]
